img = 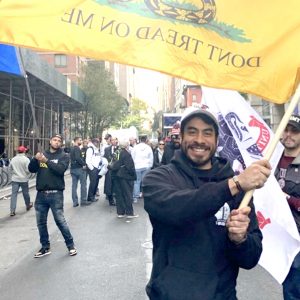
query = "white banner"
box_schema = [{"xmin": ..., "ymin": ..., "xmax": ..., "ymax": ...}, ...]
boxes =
[{"xmin": 201, "ymin": 87, "xmax": 300, "ymax": 283}]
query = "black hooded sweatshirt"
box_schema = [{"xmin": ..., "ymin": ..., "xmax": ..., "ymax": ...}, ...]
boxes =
[
  {"xmin": 143, "ymin": 150, "xmax": 262, "ymax": 300},
  {"xmin": 28, "ymin": 148, "xmax": 69, "ymax": 191}
]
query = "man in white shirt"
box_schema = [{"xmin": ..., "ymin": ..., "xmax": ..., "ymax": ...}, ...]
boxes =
[
  {"xmin": 86, "ymin": 138, "xmax": 101, "ymax": 202},
  {"xmin": 131, "ymin": 135, "xmax": 153, "ymax": 202}
]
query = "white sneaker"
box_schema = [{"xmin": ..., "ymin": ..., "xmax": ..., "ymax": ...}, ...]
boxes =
[
  {"xmin": 127, "ymin": 214, "xmax": 139, "ymax": 219},
  {"xmin": 117, "ymin": 215, "xmax": 126, "ymax": 218},
  {"xmin": 68, "ymin": 247, "xmax": 77, "ymax": 256}
]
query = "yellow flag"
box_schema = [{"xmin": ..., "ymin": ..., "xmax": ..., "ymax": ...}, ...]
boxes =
[{"xmin": 0, "ymin": 0, "xmax": 300, "ymax": 104}]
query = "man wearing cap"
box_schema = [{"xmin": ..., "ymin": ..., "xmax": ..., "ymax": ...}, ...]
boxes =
[
  {"xmin": 28, "ymin": 134, "xmax": 77, "ymax": 258},
  {"xmin": 161, "ymin": 133, "xmax": 181, "ymax": 165},
  {"xmin": 161, "ymin": 121, "xmax": 181, "ymax": 165},
  {"xmin": 9, "ymin": 145, "xmax": 32, "ymax": 216},
  {"xmin": 143, "ymin": 108, "xmax": 271, "ymax": 300},
  {"xmin": 275, "ymin": 114, "xmax": 300, "ymax": 300}
]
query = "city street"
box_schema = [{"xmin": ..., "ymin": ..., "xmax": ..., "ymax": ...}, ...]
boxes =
[{"xmin": 0, "ymin": 175, "xmax": 283, "ymax": 300}]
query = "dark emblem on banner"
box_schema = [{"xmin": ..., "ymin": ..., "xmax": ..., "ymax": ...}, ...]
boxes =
[{"xmin": 95, "ymin": 0, "xmax": 251, "ymax": 42}]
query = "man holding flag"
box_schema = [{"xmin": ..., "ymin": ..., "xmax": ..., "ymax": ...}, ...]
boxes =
[
  {"xmin": 275, "ymin": 115, "xmax": 300, "ymax": 300},
  {"xmin": 143, "ymin": 108, "xmax": 271, "ymax": 300}
]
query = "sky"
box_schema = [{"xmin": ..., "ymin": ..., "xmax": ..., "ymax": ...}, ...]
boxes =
[{"xmin": 134, "ymin": 68, "xmax": 163, "ymax": 109}]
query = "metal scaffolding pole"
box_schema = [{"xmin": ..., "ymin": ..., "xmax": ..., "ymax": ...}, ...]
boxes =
[
  {"xmin": 22, "ymin": 88, "xmax": 25, "ymax": 145},
  {"xmin": 17, "ymin": 48, "xmax": 41, "ymax": 152},
  {"xmin": 42, "ymin": 96, "xmax": 46, "ymax": 149},
  {"xmin": 8, "ymin": 80, "xmax": 12, "ymax": 157},
  {"xmin": 50, "ymin": 100, "xmax": 53, "ymax": 138}
]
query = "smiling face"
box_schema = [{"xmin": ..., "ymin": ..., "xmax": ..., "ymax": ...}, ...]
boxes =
[{"xmin": 181, "ymin": 117, "xmax": 218, "ymax": 169}]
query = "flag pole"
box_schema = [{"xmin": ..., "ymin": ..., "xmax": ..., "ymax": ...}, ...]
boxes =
[
  {"xmin": 16, "ymin": 47, "xmax": 42, "ymax": 152},
  {"xmin": 239, "ymin": 84, "xmax": 300, "ymax": 209}
]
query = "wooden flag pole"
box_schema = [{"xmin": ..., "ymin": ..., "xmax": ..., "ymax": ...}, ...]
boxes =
[{"xmin": 239, "ymin": 85, "xmax": 300, "ymax": 209}]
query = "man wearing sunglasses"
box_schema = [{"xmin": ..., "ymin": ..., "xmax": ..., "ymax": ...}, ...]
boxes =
[
  {"xmin": 161, "ymin": 133, "xmax": 181, "ymax": 165},
  {"xmin": 153, "ymin": 140, "xmax": 165, "ymax": 168}
]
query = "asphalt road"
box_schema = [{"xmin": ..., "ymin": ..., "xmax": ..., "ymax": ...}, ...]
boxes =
[{"xmin": 0, "ymin": 176, "xmax": 283, "ymax": 300}]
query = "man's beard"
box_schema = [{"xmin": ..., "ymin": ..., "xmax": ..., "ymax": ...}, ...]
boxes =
[
  {"xmin": 181, "ymin": 142, "xmax": 215, "ymax": 169},
  {"xmin": 50, "ymin": 145, "xmax": 59, "ymax": 151},
  {"xmin": 173, "ymin": 142, "xmax": 180, "ymax": 149}
]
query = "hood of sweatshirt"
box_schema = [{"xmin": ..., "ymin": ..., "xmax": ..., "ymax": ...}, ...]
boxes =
[
  {"xmin": 45, "ymin": 148, "xmax": 64, "ymax": 159},
  {"xmin": 171, "ymin": 150, "xmax": 234, "ymax": 188}
]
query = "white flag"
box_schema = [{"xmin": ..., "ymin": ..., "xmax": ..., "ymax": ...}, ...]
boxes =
[{"xmin": 201, "ymin": 87, "xmax": 300, "ymax": 284}]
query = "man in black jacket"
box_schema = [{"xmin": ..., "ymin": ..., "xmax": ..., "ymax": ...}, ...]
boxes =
[
  {"xmin": 275, "ymin": 114, "xmax": 300, "ymax": 300},
  {"xmin": 29, "ymin": 134, "xmax": 77, "ymax": 258},
  {"xmin": 143, "ymin": 108, "xmax": 271, "ymax": 300},
  {"xmin": 160, "ymin": 134, "xmax": 180, "ymax": 165},
  {"xmin": 70, "ymin": 137, "xmax": 90, "ymax": 207},
  {"xmin": 103, "ymin": 137, "xmax": 119, "ymax": 206},
  {"xmin": 108, "ymin": 139, "xmax": 137, "ymax": 219}
]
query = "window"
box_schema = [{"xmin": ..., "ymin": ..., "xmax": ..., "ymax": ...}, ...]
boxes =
[
  {"xmin": 54, "ymin": 54, "xmax": 67, "ymax": 67},
  {"xmin": 192, "ymin": 94, "xmax": 197, "ymax": 102}
]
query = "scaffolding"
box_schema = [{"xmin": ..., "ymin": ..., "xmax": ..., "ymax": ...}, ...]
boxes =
[{"xmin": 0, "ymin": 48, "xmax": 85, "ymax": 157}]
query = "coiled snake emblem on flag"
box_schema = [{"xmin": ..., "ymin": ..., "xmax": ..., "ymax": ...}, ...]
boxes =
[
  {"xmin": 98, "ymin": 0, "xmax": 249, "ymax": 41},
  {"xmin": 144, "ymin": 0, "xmax": 216, "ymax": 24},
  {"xmin": 105, "ymin": 0, "xmax": 216, "ymax": 24}
]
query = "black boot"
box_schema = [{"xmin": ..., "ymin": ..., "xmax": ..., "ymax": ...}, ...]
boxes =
[{"xmin": 108, "ymin": 197, "xmax": 116, "ymax": 206}]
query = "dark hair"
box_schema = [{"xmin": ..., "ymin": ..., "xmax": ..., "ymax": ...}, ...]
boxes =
[
  {"xmin": 181, "ymin": 112, "xmax": 219, "ymax": 137},
  {"xmin": 140, "ymin": 136, "xmax": 147, "ymax": 142},
  {"xmin": 73, "ymin": 136, "xmax": 81, "ymax": 142}
]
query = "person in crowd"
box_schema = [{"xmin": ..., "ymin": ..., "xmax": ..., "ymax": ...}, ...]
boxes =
[
  {"xmin": 28, "ymin": 134, "xmax": 77, "ymax": 258},
  {"xmin": 143, "ymin": 108, "xmax": 271, "ymax": 299},
  {"xmin": 81, "ymin": 139, "xmax": 89, "ymax": 160},
  {"xmin": 274, "ymin": 114, "xmax": 300, "ymax": 300},
  {"xmin": 153, "ymin": 139, "xmax": 165, "ymax": 168},
  {"xmin": 70, "ymin": 137, "xmax": 90, "ymax": 207},
  {"xmin": 149, "ymin": 139, "xmax": 158, "ymax": 153},
  {"xmin": 108, "ymin": 138, "xmax": 138, "ymax": 220},
  {"xmin": 103, "ymin": 137, "xmax": 119, "ymax": 206},
  {"xmin": 129, "ymin": 137, "xmax": 137, "ymax": 153},
  {"xmin": 131, "ymin": 135, "xmax": 153, "ymax": 203},
  {"xmin": 161, "ymin": 133, "xmax": 181, "ymax": 165},
  {"xmin": 9, "ymin": 145, "xmax": 32, "ymax": 216},
  {"xmin": 86, "ymin": 138, "xmax": 102, "ymax": 203},
  {"xmin": 101, "ymin": 133, "xmax": 112, "ymax": 156},
  {"xmin": 81, "ymin": 139, "xmax": 89, "ymax": 177},
  {"xmin": 25, "ymin": 145, "xmax": 33, "ymax": 159}
]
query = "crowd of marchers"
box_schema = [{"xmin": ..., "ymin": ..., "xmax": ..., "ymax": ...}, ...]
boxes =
[
  {"xmin": 6, "ymin": 130, "xmax": 181, "ymax": 256},
  {"xmin": 6, "ymin": 108, "xmax": 300, "ymax": 300}
]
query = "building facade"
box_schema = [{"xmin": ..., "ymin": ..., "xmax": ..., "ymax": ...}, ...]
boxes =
[{"xmin": 0, "ymin": 48, "xmax": 84, "ymax": 157}]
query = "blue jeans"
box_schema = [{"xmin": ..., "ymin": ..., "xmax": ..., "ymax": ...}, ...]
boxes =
[
  {"xmin": 10, "ymin": 181, "xmax": 30, "ymax": 212},
  {"xmin": 71, "ymin": 168, "xmax": 87, "ymax": 205},
  {"xmin": 133, "ymin": 168, "xmax": 149, "ymax": 199},
  {"xmin": 34, "ymin": 191, "xmax": 74, "ymax": 249},
  {"xmin": 283, "ymin": 251, "xmax": 300, "ymax": 299}
]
